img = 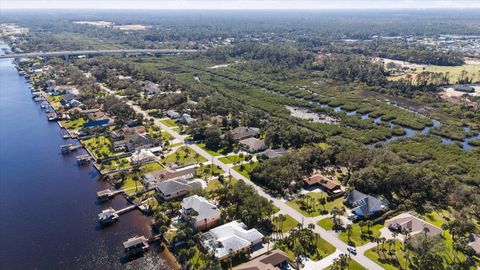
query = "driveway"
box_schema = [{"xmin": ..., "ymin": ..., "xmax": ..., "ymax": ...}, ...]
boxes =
[{"xmin": 102, "ymin": 84, "xmax": 385, "ymax": 270}]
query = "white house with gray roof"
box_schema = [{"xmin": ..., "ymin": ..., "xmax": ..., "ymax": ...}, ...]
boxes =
[
  {"xmin": 202, "ymin": 220, "xmax": 264, "ymax": 260},
  {"xmin": 156, "ymin": 179, "xmax": 199, "ymax": 201},
  {"xmin": 181, "ymin": 195, "xmax": 221, "ymax": 231}
]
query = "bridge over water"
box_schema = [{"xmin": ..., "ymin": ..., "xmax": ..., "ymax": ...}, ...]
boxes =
[{"xmin": 0, "ymin": 49, "xmax": 198, "ymax": 59}]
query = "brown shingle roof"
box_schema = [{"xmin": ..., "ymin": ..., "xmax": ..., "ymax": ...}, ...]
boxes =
[
  {"xmin": 321, "ymin": 179, "xmax": 341, "ymax": 191},
  {"xmin": 302, "ymin": 174, "xmax": 327, "ymax": 186},
  {"xmin": 235, "ymin": 250, "xmax": 289, "ymax": 270}
]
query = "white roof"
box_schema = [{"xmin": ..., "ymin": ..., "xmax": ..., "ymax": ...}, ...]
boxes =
[
  {"xmin": 204, "ymin": 220, "xmax": 263, "ymax": 258},
  {"xmin": 181, "ymin": 195, "xmax": 220, "ymax": 222}
]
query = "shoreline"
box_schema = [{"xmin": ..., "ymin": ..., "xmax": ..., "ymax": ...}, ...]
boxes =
[{"xmin": 14, "ymin": 59, "xmax": 181, "ymax": 270}]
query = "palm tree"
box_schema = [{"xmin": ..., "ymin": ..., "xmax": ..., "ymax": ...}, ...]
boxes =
[
  {"xmin": 366, "ymin": 220, "xmax": 373, "ymax": 235},
  {"xmin": 358, "ymin": 220, "xmax": 365, "ymax": 234},
  {"xmin": 278, "ymin": 214, "xmax": 286, "ymax": 238},
  {"xmin": 392, "ymin": 231, "xmax": 398, "ymax": 250},
  {"xmin": 332, "ymin": 254, "xmax": 350, "ymax": 270},
  {"xmin": 228, "ymin": 248, "xmax": 234, "ymax": 270},
  {"xmin": 346, "ymin": 224, "xmax": 353, "ymax": 242},
  {"xmin": 263, "ymin": 236, "xmax": 272, "ymax": 253}
]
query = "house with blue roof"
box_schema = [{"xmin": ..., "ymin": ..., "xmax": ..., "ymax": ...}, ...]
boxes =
[{"xmin": 346, "ymin": 190, "xmax": 386, "ymax": 218}]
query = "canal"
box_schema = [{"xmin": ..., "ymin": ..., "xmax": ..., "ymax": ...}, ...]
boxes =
[{"xmin": 0, "ymin": 55, "xmax": 173, "ymax": 268}]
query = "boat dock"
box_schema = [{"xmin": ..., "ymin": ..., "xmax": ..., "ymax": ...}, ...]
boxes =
[
  {"xmin": 61, "ymin": 143, "xmax": 83, "ymax": 154},
  {"xmin": 97, "ymin": 199, "xmax": 151, "ymax": 225},
  {"xmin": 96, "ymin": 188, "xmax": 124, "ymax": 200},
  {"xmin": 76, "ymin": 154, "xmax": 92, "ymax": 165}
]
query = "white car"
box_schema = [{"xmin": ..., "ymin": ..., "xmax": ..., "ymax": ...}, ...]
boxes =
[{"xmin": 347, "ymin": 246, "xmax": 357, "ymax": 255}]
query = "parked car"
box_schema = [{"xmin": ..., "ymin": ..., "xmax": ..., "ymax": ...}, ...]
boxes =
[
  {"xmin": 347, "ymin": 213, "xmax": 358, "ymax": 221},
  {"xmin": 347, "ymin": 246, "xmax": 357, "ymax": 255}
]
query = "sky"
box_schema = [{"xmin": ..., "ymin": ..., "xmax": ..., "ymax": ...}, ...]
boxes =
[{"xmin": 2, "ymin": 0, "xmax": 480, "ymax": 10}]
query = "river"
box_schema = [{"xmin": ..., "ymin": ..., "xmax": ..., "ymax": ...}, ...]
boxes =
[{"xmin": 0, "ymin": 52, "xmax": 174, "ymax": 269}]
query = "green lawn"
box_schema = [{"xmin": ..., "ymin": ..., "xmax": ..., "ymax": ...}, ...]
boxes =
[
  {"xmin": 364, "ymin": 240, "xmax": 408, "ymax": 270},
  {"xmin": 420, "ymin": 210, "xmax": 474, "ymax": 265},
  {"xmin": 232, "ymin": 162, "xmax": 258, "ymax": 179},
  {"xmin": 119, "ymin": 177, "xmax": 144, "ymax": 195},
  {"xmin": 317, "ymin": 218, "xmax": 383, "ymax": 246},
  {"xmin": 82, "ymin": 136, "xmax": 118, "ymax": 159},
  {"xmin": 197, "ymin": 143, "xmax": 233, "ymax": 157},
  {"xmin": 273, "ymin": 214, "xmax": 299, "ymax": 233},
  {"xmin": 60, "ymin": 117, "xmax": 86, "ymax": 130},
  {"xmin": 196, "ymin": 164, "xmax": 225, "ymax": 178},
  {"xmin": 141, "ymin": 161, "xmax": 164, "ymax": 173},
  {"xmin": 317, "ymin": 218, "xmax": 335, "ymax": 230},
  {"xmin": 286, "ymin": 192, "xmax": 345, "ymax": 217},
  {"xmin": 218, "ymin": 154, "xmax": 251, "ymax": 164},
  {"xmin": 161, "ymin": 146, "xmax": 207, "ymax": 166},
  {"xmin": 338, "ymin": 223, "xmax": 383, "ymax": 246},
  {"xmin": 324, "ymin": 259, "xmax": 366, "ymax": 270},
  {"xmin": 160, "ymin": 118, "xmax": 178, "ymax": 127},
  {"xmin": 99, "ymin": 158, "xmax": 130, "ymax": 173},
  {"xmin": 205, "ymin": 178, "xmax": 224, "ymax": 194},
  {"xmin": 45, "ymin": 94, "xmax": 63, "ymax": 110},
  {"xmin": 280, "ymin": 234, "xmax": 336, "ymax": 261},
  {"xmin": 388, "ymin": 62, "xmax": 480, "ymax": 83}
]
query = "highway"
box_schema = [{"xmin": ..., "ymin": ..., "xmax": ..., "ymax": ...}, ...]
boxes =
[
  {"xmin": 99, "ymin": 84, "xmax": 385, "ymax": 270},
  {"xmin": 0, "ymin": 48, "xmax": 198, "ymax": 59}
]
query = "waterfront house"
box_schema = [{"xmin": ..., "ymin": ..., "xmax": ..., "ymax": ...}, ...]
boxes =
[
  {"xmin": 385, "ymin": 212, "xmax": 442, "ymax": 237},
  {"xmin": 144, "ymin": 166, "xmax": 196, "ymax": 184},
  {"xmin": 82, "ymin": 119, "xmax": 110, "ymax": 129},
  {"xmin": 346, "ymin": 190, "xmax": 386, "ymax": 218},
  {"xmin": 234, "ymin": 249, "xmax": 290, "ymax": 270},
  {"xmin": 201, "ymin": 220, "xmax": 264, "ymax": 260},
  {"xmin": 180, "ymin": 195, "xmax": 221, "ymax": 231},
  {"xmin": 156, "ymin": 179, "xmax": 198, "ymax": 201},
  {"xmin": 166, "ymin": 109, "xmax": 181, "ymax": 119},
  {"xmin": 49, "ymin": 85, "xmax": 78, "ymax": 96},
  {"xmin": 60, "ymin": 93, "xmax": 75, "ymax": 105},
  {"xmin": 239, "ymin": 138, "xmax": 267, "ymax": 153},
  {"xmin": 229, "ymin": 126, "xmax": 260, "ymax": 141}
]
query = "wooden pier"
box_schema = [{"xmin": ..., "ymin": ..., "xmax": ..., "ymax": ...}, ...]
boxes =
[
  {"xmin": 61, "ymin": 144, "xmax": 83, "ymax": 154},
  {"xmin": 76, "ymin": 154, "xmax": 92, "ymax": 166},
  {"xmin": 98, "ymin": 199, "xmax": 151, "ymax": 225},
  {"xmin": 96, "ymin": 188, "xmax": 124, "ymax": 200}
]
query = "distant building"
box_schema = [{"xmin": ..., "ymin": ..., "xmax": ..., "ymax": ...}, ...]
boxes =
[
  {"xmin": 166, "ymin": 109, "xmax": 181, "ymax": 119},
  {"xmin": 468, "ymin": 234, "xmax": 480, "ymax": 256},
  {"xmin": 141, "ymin": 80, "xmax": 161, "ymax": 95},
  {"xmin": 60, "ymin": 93, "xmax": 77, "ymax": 107},
  {"xmin": 181, "ymin": 195, "xmax": 221, "ymax": 231},
  {"xmin": 230, "ymin": 127, "xmax": 260, "ymax": 141},
  {"xmin": 82, "ymin": 119, "xmax": 110, "ymax": 128},
  {"xmin": 234, "ymin": 249, "xmax": 290, "ymax": 270},
  {"xmin": 201, "ymin": 220, "xmax": 264, "ymax": 260},
  {"xmin": 49, "ymin": 85, "xmax": 78, "ymax": 96},
  {"xmin": 346, "ymin": 190, "xmax": 386, "ymax": 218},
  {"xmin": 453, "ymin": 85, "xmax": 475, "ymax": 93},
  {"xmin": 258, "ymin": 148, "xmax": 286, "ymax": 160},
  {"xmin": 179, "ymin": 114, "xmax": 195, "ymax": 125},
  {"xmin": 239, "ymin": 138, "xmax": 267, "ymax": 153}
]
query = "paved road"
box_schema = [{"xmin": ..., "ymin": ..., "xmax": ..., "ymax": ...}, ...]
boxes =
[
  {"xmin": 0, "ymin": 49, "xmax": 197, "ymax": 59},
  {"xmin": 102, "ymin": 85, "xmax": 384, "ymax": 270}
]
